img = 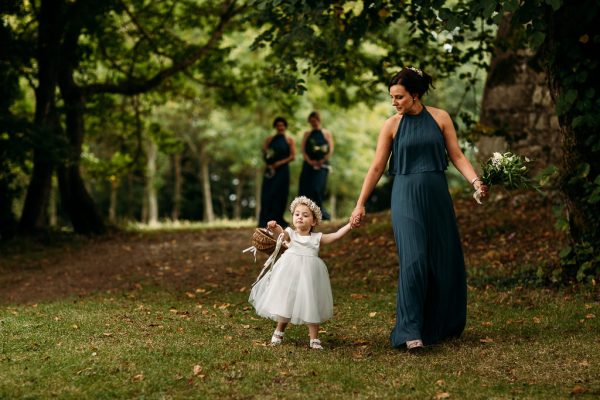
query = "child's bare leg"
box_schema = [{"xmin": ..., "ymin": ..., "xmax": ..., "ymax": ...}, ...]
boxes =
[
  {"xmin": 308, "ymin": 324, "xmax": 323, "ymax": 349},
  {"xmin": 308, "ymin": 324, "xmax": 319, "ymax": 340},
  {"xmin": 271, "ymin": 317, "xmax": 289, "ymax": 345},
  {"xmin": 276, "ymin": 320, "xmax": 288, "ymax": 332}
]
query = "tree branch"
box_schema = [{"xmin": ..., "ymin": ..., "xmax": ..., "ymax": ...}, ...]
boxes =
[{"xmin": 82, "ymin": 1, "xmax": 243, "ymax": 96}]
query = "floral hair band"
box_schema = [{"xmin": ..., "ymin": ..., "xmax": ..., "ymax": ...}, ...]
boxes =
[
  {"xmin": 404, "ymin": 66, "xmax": 423, "ymax": 77},
  {"xmin": 289, "ymin": 196, "xmax": 323, "ymax": 225}
]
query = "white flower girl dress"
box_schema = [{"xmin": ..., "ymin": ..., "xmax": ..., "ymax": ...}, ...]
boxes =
[{"xmin": 249, "ymin": 227, "xmax": 333, "ymax": 324}]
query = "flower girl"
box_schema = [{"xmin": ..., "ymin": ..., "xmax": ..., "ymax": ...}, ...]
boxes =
[{"xmin": 249, "ymin": 196, "xmax": 352, "ymax": 349}]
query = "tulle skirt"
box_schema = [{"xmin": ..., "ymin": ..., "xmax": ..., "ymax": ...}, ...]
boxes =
[{"xmin": 249, "ymin": 252, "xmax": 333, "ymax": 325}]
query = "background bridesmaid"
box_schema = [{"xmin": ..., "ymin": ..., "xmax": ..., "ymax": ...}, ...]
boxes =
[
  {"xmin": 298, "ymin": 111, "xmax": 334, "ymax": 221},
  {"xmin": 258, "ymin": 116, "xmax": 296, "ymax": 227}
]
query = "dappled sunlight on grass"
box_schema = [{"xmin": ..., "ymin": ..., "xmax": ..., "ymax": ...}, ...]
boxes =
[{"xmin": 126, "ymin": 218, "xmax": 257, "ymax": 231}]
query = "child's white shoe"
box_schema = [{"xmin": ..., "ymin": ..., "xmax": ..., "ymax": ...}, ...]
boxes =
[
  {"xmin": 309, "ymin": 339, "xmax": 323, "ymax": 350},
  {"xmin": 270, "ymin": 330, "xmax": 285, "ymax": 345}
]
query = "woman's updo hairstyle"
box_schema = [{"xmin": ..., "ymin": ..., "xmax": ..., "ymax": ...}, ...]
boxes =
[
  {"xmin": 272, "ymin": 116, "xmax": 288, "ymax": 128},
  {"xmin": 307, "ymin": 111, "xmax": 321, "ymax": 122},
  {"xmin": 388, "ymin": 67, "xmax": 434, "ymax": 99}
]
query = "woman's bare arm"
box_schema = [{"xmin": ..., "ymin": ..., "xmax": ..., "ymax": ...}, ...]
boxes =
[
  {"xmin": 350, "ymin": 117, "xmax": 396, "ymax": 225},
  {"xmin": 431, "ymin": 108, "xmax": 487, "ymax": 195}
]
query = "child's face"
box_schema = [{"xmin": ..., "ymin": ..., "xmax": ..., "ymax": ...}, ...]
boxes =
[{"xmin": 293, "ymin": 204, "xmax": 316, "ymax": 232}]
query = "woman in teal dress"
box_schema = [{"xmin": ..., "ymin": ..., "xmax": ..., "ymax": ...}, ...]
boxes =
[
  {"xmin": 258, "ymin": 117, "xmax": 296, "ymax": 227},
  {"xmin": 350, "ymin": 68, "xmax": 488, "ymax": 351},
  {"xmin": 299, "ymin": 111, "xmax": 334, "ymax": 220}
]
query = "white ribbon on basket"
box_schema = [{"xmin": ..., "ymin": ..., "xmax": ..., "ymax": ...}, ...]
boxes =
[
  {"xmin": 242, "ymin": 245, "xmax": 258, "ymax": 262},
  {"xmin": 247, "ymin": 232, "xmax": 286, "ymax": 287}
]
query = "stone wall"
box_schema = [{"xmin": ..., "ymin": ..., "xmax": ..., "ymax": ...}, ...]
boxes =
[{"xmin": 477, "ymin": 18, "xmax": 562, "ymax": 174}]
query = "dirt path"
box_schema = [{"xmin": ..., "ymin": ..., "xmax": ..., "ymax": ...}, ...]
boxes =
[
  {"xmin": 0, "ymin": 194, "xmax": 564, "ymax": 305},
  {"xmin": 0, "ymin": 228, "xmax": 256, "ymax": 304}
]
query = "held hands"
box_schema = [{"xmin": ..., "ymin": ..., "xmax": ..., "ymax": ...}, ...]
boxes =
[{"xmin": 349, "ymin": 206, "xmax": 365, "ymax": 228}]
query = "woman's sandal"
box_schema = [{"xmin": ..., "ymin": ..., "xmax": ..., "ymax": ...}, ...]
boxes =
[
  {"xmin": 270, "ymin": 330, "xmax": 285, "ymax": 346},
  {"xmin": 309, "ymin": 339, "xmax": 323, "ymax": 350},
  {"xmin": 406, "ymin": 339, "xmax": 424, "ymax": 353}
]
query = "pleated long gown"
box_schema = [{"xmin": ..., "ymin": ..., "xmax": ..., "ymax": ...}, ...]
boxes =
[
  {"xmin": 258, "ymin": 134, "xmax": 290, "ymax": 227},
  {"xmin": 388, "ymin": 107, "xmax": 467, "ymax": 347},
  {"xmin": 298, "ymin": 129, "xmax": 331, "ymax": 220}
]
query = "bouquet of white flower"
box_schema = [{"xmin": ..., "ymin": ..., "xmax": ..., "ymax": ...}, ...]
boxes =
[{"xmin": 474, "ymin": 152, "xmax": 534, "ymax": 204}]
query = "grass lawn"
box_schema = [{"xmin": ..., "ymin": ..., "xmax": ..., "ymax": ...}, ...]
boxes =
[
  {"xmin": 1, "ymin": 283, "xmax": 598, "ymax": 399},
  {"xmin": 1, "ymin": 199, "xmax": 599, "ymax": 399}
]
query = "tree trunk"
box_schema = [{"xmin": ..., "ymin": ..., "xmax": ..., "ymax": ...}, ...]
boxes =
[
  {"xmin": 19, "ymin": 0, "xmax": 64, "ymax": 233},
  {"xmin": 329, "ymin": 192, "xmax": 337, "ymax": 220},
  {"xmin": 199, "ymin": 144, "xmax": 215, "ymax": 223},
  {"xmin": 234, "ymin": 175, "xmax": 242, "ymax": 220},
  {"xmin": 254, "ymin": 167, "xmax": 262, "ymax": 221},
  {"xmin": 48, "ymin": 175, "xmax": 58, "ymax": 227},
  {"xmin": 478, "ymin": 14, "xmax": 561, "ymax": 174},
  {"xmin": 145, "ymin": 139, "xmax": 159, "ymax": 226},
  {"xmin": 544, "ymin": 2, "xmax": 600, "ymax": 255},
  {"xmin": 126, "ymin": 172, "xmax": 134, "ymax": 220},
  {"xmin": 108, "ymin": 178, "xmax": 118, "ymax": 223},
  {"xmin": 56, "ymin": 20, "xmax": 106, "ymax": 235},
  {"xmin": 172, "ymin": 153, "xmax": 182, "ymax": 221},
  {"xmin": 55, "ymin": 86, "xmax": 106, "ymax": 234}
]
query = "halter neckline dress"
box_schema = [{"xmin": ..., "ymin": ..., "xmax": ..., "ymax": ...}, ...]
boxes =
[
  {"xmin": 259, "ymin": 133, "xmax": 290, "ymax": 227},
  {"xmin": 298, "ymin": 129, "xmax": 331, "ymax": 220},
  {"xmin": 388, "ymin": 106, "xmax": 467, "ymax": 347}
]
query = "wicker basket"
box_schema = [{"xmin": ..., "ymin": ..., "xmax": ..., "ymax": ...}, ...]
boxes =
[{"xmin": 252, "ymin": 228, "xmax": 287, "ymax": 254}]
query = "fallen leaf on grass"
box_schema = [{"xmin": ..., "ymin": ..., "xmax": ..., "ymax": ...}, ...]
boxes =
[
  {"xmin": 132, "ymin": 373, "xmax": 144, "ymax": 382},
  {"xmin": 369, "ymin": 312, "xmax": 377, "ymax": 317},
  {"xmin": 479, "ymin": 337, "xmax": 494, "ymax": 344},
  {"xmin": 585, "ymin": 313, "xmax": 595, "ymax": 319},
  {"xmin": 434, "ymin": 392, "xmax": 450, "ymax": 399},
  {"xmin": 480, "ymin": 321, "xmax": 492, "ymax": 326},
  {"xmin": 571, "ymin": 385, "xmax": 586, "ymax": 395},
  {"xmin": 435, "ymin": 379, "xmax": 445, "ymax": 386},
  {"xmin": 193, "ymin": 365, "xmax": 203, "ymax": 376},
  {"xmin": 350, "ymin": 293, "xmax": 368, "ymax": 299},
  {"xmin": 532, "ymin": 317, "xmax": 542, "ymax": 324}
]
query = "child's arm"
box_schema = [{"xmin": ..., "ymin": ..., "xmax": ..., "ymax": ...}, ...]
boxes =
[
  {"xmin": 267, "ymin": 220, "xmax": 290, "ymax": 241},
  {"xmin": 320, "ymin": 222, "xmax": 352, "ymax": 245}
]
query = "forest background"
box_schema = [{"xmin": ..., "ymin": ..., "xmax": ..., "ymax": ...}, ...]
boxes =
[{"xmin": 1, "ymin": 0, "xmax": 599, "ymax": 282}]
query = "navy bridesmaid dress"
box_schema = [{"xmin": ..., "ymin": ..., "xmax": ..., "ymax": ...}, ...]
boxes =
[
  {"xmin": 298, "ymin": 129, "xmax": 331, "ymax": 220},
  {"xmin": 388, "ymin": 107, "xmax": 467, "ymax": 347},
  {"xmin": 258, "ymin": 134, "xmax": 290, "ymax": 227}
]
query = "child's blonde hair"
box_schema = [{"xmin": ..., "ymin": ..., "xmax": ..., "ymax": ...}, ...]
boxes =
[{"xmin": 289, "ymin": 196, "xmax": 322, "ymax": 226}]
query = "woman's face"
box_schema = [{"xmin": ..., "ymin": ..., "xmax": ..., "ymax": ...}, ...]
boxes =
[
  {"xmin": 390, "ymin": 84, "xmax": 416, "ymax": 115},
  {"xmin": 275, "ymin": 121, "xmax": 286, "ymax": 133},
  {"xmin": 308, "ymin": 117, "xmax": 321, "ymax": 130}
]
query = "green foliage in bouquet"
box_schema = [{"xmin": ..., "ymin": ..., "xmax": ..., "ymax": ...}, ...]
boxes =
[{"xmin": 481, "ymin": 152, "xmax": 536, "ymax": 190}]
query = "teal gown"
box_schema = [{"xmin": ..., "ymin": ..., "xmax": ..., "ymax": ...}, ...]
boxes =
[{"xmin": 388, "ymin": 107, "xmax": 467, "ymax": 347}]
